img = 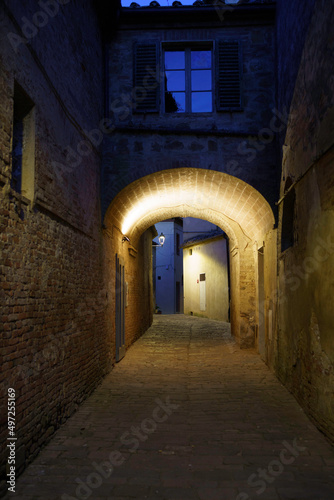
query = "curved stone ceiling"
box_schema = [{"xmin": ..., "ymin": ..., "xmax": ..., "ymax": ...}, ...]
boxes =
[{"xmin": 105, "ymin": 168, "xmax": 275, "ymax": 246}]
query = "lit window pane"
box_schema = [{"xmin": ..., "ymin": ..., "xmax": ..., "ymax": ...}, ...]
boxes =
[
  {"xmin": 191, "ymin": 70, "xmax": 212, "ymax": 91},
  {"xmin": 165, "ymin": 51, "xmax": 185, "ymax": 70},
  {"xmin": 191, "ymin": 50, "xmax": 211, "ymax": 69},
  {"xmin": 165, "ymin": 92, "xmax": 185, "ymax": 113},
  {"xmin": 192, "ymin": 92, "xmax": 212, "ymax": 112},
  {"xmin": 165, "ymin": 71, "xmax": 185, "ymax": 91}
]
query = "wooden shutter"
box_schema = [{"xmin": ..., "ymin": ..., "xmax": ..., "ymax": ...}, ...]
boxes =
[
  {"xmin": 133, "ymin": 42, "xmax": 159, "ymax": 113},
  {"xmin": 216, "ymin": 41, "xmax": 242, "ymax": 111}
]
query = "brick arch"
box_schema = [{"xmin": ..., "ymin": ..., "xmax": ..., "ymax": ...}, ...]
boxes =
[
  {"xmin": 104, "ymin": 168, "xmax": 275, "ymax": 348},
  {"xmin": 104, "ymin": 168, "xmax": 274, "ymax": 247}
]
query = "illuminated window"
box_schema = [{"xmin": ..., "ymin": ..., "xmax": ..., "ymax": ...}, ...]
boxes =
[{"xmin": 164, "ymin": 49, "xmax": 212, "ymax": 113}]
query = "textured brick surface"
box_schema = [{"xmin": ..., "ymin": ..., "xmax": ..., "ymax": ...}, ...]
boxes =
[
  {"xmin": 4, "ymin": 316, "xmax": 334, "ymax": 500},
  {"xmin": 0, "ymin": 1, "xmax": 113, "ymax": 493},
  {"xmin": 276, "ymin": 0, "xmax": 334, "ymax": 443},
  {"xmin": 276, "ymin": 0, "xmax": 317, "ymax": 150}
]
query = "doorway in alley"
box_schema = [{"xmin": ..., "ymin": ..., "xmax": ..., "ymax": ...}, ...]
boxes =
[{"xmin": 115, "ymin": 253, "xmax": 126, "ymax": 362}]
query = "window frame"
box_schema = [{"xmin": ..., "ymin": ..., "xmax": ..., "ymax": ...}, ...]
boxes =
[
  {"xmin": 11, "ymin": 82, "xmax": 35, "ymax": 201},
  {"xmin": 161, "ymin": 41, "xmax": 214, "ymax": 116},
  {"xmin": 132, "ymin": 40, "xmax": 243, "ymax": 115}
]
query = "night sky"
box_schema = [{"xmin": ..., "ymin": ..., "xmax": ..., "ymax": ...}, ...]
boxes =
[{"xmin": 122, "ymin": 0, "xmax": 239, "ymax": 6}]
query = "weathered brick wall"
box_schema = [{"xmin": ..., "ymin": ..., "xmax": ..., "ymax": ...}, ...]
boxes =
[
  {"xmin": 102, "ymin": 226, "xmax": 154, "ymax": 354},
  {"xmin": 0, "ymin": 0, "xmax": 113, "ymax": 492},
  {"xmin": 102, "ymin": 7, "xmax": 278, "ymax": 217},
  {"xmin": 275, "ymin": 0, "xmax": 334, "ymax": 442}
]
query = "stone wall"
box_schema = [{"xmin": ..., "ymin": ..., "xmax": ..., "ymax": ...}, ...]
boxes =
[{"xmin": 275, "ymin": 0, "xmax": 334, "ymax": 442}]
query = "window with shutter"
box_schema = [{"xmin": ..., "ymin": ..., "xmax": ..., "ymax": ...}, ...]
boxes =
[
  {"xmin": 216, "ymin": 40, "xmax": 242, "ymax": 111},
  {"xmin": 133, "ymin": 42, "xmax": 159, "ymax": 113}
]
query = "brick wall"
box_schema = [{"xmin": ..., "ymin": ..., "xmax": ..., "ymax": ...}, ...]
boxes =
[
  {"xmin": 0, "ymin": 0, "xmax": 111, "ymax": 492},
  {"xmin": 102, "ymin": 226, "xmax": 154, "ymax": 354},
  {"xmin": 276, "ymin": 0, "xmax": 316, "ymax": 149},
  {"xmin": 275, "ymin": 0, "xmax": 334, "ymax": 442}
]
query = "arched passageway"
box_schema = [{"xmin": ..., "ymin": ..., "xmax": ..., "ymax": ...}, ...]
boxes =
[{"xmin": 104, "ymin": 168, "xmax": 276, "ymax": 351}]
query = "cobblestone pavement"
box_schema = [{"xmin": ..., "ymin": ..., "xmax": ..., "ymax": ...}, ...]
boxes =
[{"xmin": 5, "ymin": 315, "xmax": 334, "ymax": 500}]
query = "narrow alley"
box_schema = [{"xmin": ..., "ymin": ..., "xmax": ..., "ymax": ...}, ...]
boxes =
[{"xmin": 6, "ymin": 316, "xmax": 334, "ymax": 500}]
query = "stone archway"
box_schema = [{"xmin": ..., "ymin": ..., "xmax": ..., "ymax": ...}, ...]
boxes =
[{"xmin": 104, "ymin": 168, "xmax": 275, "ymax": 348}]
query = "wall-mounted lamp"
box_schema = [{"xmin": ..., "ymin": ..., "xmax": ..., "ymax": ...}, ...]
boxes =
[
  {"xmin": 158, "ymin": 232, "xmax": 165, "ymax": 246},
  {"xmin": 152, "ymin": 232, "xmax": 166, "ymax": 247},
  {"xmin": 122, "ymin": 235, "xmax": 130, "ymax": 243}
]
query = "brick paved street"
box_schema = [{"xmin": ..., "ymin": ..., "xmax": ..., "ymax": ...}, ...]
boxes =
[{"xmin": 5, "ymin": 315, "xmax": 334, "ymax": 500}]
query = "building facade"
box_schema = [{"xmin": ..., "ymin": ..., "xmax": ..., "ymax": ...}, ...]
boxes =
[
  {"xmin": 153, "ymin": 219, "xmax": 184, "ymax": 314},
  {"xmin": 103, "ymin": 0, "xmax": 278, "ymax": 351},
  {"xmin": 183, "ymin": 229, "xmax": 229, "ymax": 321}
]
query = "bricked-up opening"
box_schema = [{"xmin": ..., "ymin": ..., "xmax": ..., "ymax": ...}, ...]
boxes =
[
  {"xmin": 104, "ymin": 168, "xmax": 275, "ymax": 347},
  {"xmin": 281, "ymin": 177, "xmax": 295, "ymax": 252},
  {"xmin": 11, "ymin": 82, "xmax": 35, "ymax": 200}
]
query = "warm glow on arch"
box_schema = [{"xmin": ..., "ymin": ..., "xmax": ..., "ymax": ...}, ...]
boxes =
[{"xmin": 105, "ymin": 168, "xmax": 275, "ymax": 246}]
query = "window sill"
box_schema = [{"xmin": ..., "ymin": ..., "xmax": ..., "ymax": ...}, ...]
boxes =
[
  {"xmin": 218, "ymin": 107, "xmax": 244, "ymax": 113},
  {"xmin": 9, "ymin": 188, "xmax": 32, "ymax": 206},
  {"xmin": 164, "ymin": 112, "xmax": 214, "ymax": 117}
]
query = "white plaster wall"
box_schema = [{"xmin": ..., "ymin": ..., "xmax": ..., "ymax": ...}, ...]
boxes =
[{"xmin": 184, "ymin": 237, "xmax": 229, "ymax": 321}]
